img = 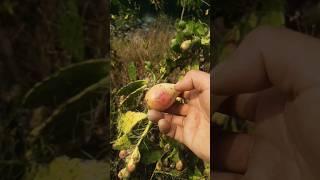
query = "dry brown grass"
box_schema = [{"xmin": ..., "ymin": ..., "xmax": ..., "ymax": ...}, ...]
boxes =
[
  {"xmin": 112, "ymin": 18, "xmax": 174, "ymax": 64},
  {"xmin": 111, "ymin": 16, "xmax": 175, "ymax": 88}
]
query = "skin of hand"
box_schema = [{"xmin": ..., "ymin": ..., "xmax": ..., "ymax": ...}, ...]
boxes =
[
  {"xmin": 147, "ymin": 70, "xmax": 210, "ymax": 162},
  {"xmin": 213, "ymin": 26, "xmax": 320, "ymax": 180}
]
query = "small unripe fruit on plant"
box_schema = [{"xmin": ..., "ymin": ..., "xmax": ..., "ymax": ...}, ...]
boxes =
[
  {"xmin": 131, "ymin": 148, "xmax": 141, "ymax": 163},
  {"xmin": 156, "ymin": 161, "xmax": 162, "ymax": 171},
  {"xmin": 180, "ymin": 40, "xmax": 192, "ymax": 51},
  {"xmin": 164, "ymin": 143, "xmax": 171, "ymax": 152},
  {"xmin": 145, "ymin": 83, "xmax": 180, "ymax": 111},
  {"xmin": 119, "ymin": 150, "xmax": 128, "ymax": 159},
  {"xmin": 127, "ymin": 159, "xmax": 136, "ymax": 172},
  {"xmin": 118, "ymin": 168, "xmax": 130, "ymax": 179},
  {"xmin": 175, "ymin": 160, "xmax": 184, "ymax": 171}
]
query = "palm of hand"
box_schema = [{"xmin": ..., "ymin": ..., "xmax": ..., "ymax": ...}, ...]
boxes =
[
  {"xmin": 181, "ymin": 89, "xmax": 210, "ymax": 162},
  {"xmin": 242, "ymin": 88, "xmax": 312, "ymax": 180}
]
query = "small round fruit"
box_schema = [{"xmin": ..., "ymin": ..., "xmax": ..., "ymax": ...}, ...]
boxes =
[
  {"xmin": 119, "ymin": 150, "xmax": 128, "ymax": 159},
  {"xmin": 164, "ymin": 143, "xmax": 171, "ymax": 152},
  {"xmin": 156, "ymin": 161, "xmax": 162, "ymax": 171},
  {"xmin": 131, "ymin": 148, "xmax": 141, "ymax": 163},
  {"xmin": 127, "ymin": 160, "xmax": 136, "ymax": 172},
  {"xmin": 145, "ymin": 83, "xmax": 180, "ymax": 111},
  {"xmin": 175, "ymin": 160, "xmax": 184, "ymax": 171},
  {"xmin": 180, "ymin": 40, "xmax": 192, "ymax": 51},
  {"xmin": 118, "ymin": 168, "xmax": 130, "ymax": 179}
]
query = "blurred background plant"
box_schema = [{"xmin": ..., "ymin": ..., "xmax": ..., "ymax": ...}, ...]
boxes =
[
  {"xmin": 0, "ymin": 0, "xmax": 108, "ymax": 179},
  {"xmin": 213, "ymin": 0, "xmax": 320, "ymax": 172},
  {"xmin": 110, "ymin": 0, "xmax": 210, "ymax": 179},
  {"xmin": 2, "ymin": 0, "xmax": 320, "ymax": 179}
]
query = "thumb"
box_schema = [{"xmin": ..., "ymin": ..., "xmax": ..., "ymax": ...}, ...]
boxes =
[
  {"xmin": 175, "ymin": 70, "xmax": 210, "ymax": 92},
  {"xmin": 213, "ymin": 26, "xmax": 320, "ymax": 96},
  {"xmin": 213, "ymin": 27, "xmax": 271, "ymax": 96}
]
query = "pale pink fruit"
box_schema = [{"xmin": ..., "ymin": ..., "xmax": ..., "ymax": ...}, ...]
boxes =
[
  {"xmin": 119, "ymin": 150, "xmax": 128, "ymax": 159},
  {"xmin": 145, "ymin": 83, "xmax": 179, "ymax": 111},
  {"xmin": 127, "ymin": 159, "xmax": 136, "ymax": 172}
]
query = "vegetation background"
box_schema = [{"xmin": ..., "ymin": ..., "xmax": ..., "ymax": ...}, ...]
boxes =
[
  {"xmin": 110, "ymin": 0, "xmax": 210, "ymax": 179},
  {"xmin": 213, "ymin": 0, "xmax": 320, "ymax": 174},
  {"xmin": 0, "ymin": 0, "xmax": 320, "ymax": 179},
  {"xmin": 0, "ymin": 0, "xmax": 109, "ymax": 179}
]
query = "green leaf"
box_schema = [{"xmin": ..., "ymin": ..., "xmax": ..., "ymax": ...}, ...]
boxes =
[
  {"xmin": 189, "ymin": 176, "xmax": 205, "ymax": 180},
  {"xmin": 176, "ymin": 20, "xmax": 186, "ymax": 30},
  {"xmin": 193, "ymin": 166, "xmax": 202, "ymax": 176},
  {"xmin": 128, "ymin": 62, "xmax": 137, "ymax": 81},
  {"xmin": 117, "ymin": 111, "xmax": 147, "ymax": 134},
  {"xmin": 23, "ymin": 60, "xmax": 108, "ymax": 108},
  {"xmin": 200, "ymin": 34, "xmax": 210, "ymax": 46},
  {"xmin": 183, "ymin": 22, "xmax": 195, "ymax": 37},
  {"xmin": 189, "ymin": 165, "xmax": 206, "ymax": 180},
  {"xmin": 195, "ymin": 24, "xmax": 208, "ymax": 36},
  {"xmin": 175, "ymin": 31, "xmax": 185, "ymax": 44},
  {"xmin": 112, "ymin": 134, "xmax": 132, "ymax": 150},
  {"xmin": 117, "ymin": 80, "xmax": 147, "ymax": 96},
  {"xmin": 57, "ymin": 0, "xmax": 84, "ymax": 62},
  {"xmin": 170, "ymin": 38, "xmax": 181, "ymax": 52},
  {"xmin": 141, "ymin": 149, "xmax": 162, "ymax": 165}
]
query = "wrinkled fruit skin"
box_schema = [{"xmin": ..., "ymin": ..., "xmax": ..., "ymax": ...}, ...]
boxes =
[
  {"xmin": 118, "ymin": 168, "xmax": 130, "ymax": 179},
  {"xmin": 145, "ymin": 83, "xmax": 179, "ymax": 111},
  {"xmin": 131, "ymin": 148, "xmax": 141, "ymax": 163}
]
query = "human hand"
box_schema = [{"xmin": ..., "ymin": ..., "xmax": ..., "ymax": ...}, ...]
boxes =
[
  {"xmin": 213, "ymin": 26, "xmax": 320, "ymax": 180},
  {"xmin": 148, "ymin": 70, "xmax": 210, "ymax": 162}
]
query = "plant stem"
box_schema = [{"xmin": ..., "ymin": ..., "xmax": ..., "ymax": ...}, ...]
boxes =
[
  {"xmin": 180, "ymin": 4, "xmax": 185, "ymax": 21},
  {"xmin": 136, "ymin": 120, "xmax": 153, "ymax": 147},
  {"xmin": 201, "ymin": 0, "xmax": 210, "ymax": 6}
]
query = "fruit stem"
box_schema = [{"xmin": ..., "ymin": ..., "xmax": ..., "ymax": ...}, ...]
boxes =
[{"xmin": 136, "ymin": 120, "xmax": 153, "ymax": 147}]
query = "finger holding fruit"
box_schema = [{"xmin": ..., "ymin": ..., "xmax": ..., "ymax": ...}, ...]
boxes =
[{"xmin": 145, "ymin": 70, "xmax": 210, "ymax": 162}]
